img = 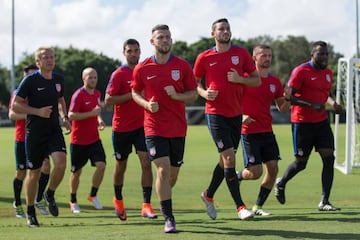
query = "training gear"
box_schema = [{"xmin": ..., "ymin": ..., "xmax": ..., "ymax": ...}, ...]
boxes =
[
  {"xmin": 87, "ymin": 195, "xmax": 103, "ymax": 209},
  {"xmin": 252, "ymin": 205, "xmax": 271, "ymax": 216},
  {"xmin": 274, "ymin": 177, "xmax": 286, "ymax": 204},
  {"xmin": 318, "ymin": 201, "xmax": 341, "ymax": 211},
  {"xmin": 13, "ymin": 202, "xmax": 26, "ymax": 218},
  {"xmin": 237, "ymin": 206, "xmax": 254, "ymax": 220},
  {"xmin": 35, "ymin": 200, "xmax": 49, "ymax": 215},
  {"xmin": 113, "ymin": 197, "xmax": 126, "ymax": 221},
  {"xmin": 69, "ymin": 202, "xmax": 81, "ymax": 214},
  {"xmin": 164, "ymin": 218, "xmax": 176, "ymax": 233},
  {"xmin": 27, "ymin": 214, "xmax": 40, "ymax": 228},
  {"xmin": 43, "ymin": 192, "xmax": 59, "ymax": 217},
  {"xmin": 201, "ymin": 191, "xmax": 217, "ymax": 220},
  {"xmin": 141, "ymin": 203, "xmax": 158, "ymax": 219}
]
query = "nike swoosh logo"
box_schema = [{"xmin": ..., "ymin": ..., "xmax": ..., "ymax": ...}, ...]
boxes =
[
  {"xmin": 147, "ymin": 75, "xmax": 157, "ymax": 80},
  {"xmin": 311, "ymin": 77, "xmax": 317, "ymax": 80},
  {"xmin": 37, "ymin": 87, "xmax": 45, "ymax": 91},
  {"xmin": 85, "ymin": 101, "xmax": 91, "ymax": 105},
  {"xmin": 209, "ymin": 62, "xmax": 217, "ymax": 66}
]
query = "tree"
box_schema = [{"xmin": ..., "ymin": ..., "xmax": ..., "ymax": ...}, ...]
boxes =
[{"xmin": 0, "ymin": 65, "xmax": 11, "ymax": 108}]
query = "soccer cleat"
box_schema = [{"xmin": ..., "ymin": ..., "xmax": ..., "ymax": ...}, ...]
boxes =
[
  {"xmin": 35, "ymin": 200, "xmax": 49, "ymax": 215},
  {"xmin": 87, "ymin": 195, "xmax": 103, "ymax": 210},
  {"xmin": 237, "ymin": 205, "xmax": 254, "ymax": 220},
  {"xmin": 318, "ymin": 201, "xmax": 341, "ymax": 211},
  {"xmin": 27, "ymin": 214, "xmax": 40, "ymax": 228},
  {"xmin": 13, "ymin": 202, "xmax": 26, "ymax": 218},
  {"xmin": 113, "ymin": 197, "xmax": 127, "ymax": 221},
  {"xmin": 200, "ymin": 191, "xmax": 217, "ymax": 220},
  {"xmin": 69, "ymin": 202, "xmax": 81, "ymax": 214},
  {"xmin": 164, "ymin": 217, "xmax": 176, "ymax": 233},
  {"xmin": 274, "ymin": 177, "xmax": 286, "ymax": 204},
  {"xmin": 43, "ymin": 192, "xmax": 59, "ymax": 217},
  {"xmin": 252, "ymin": 205, "xmax": 271, "ymax": 216},
  {"xmin": 141, "ymin": 203, "xmax": 158, "ymax": 219}
]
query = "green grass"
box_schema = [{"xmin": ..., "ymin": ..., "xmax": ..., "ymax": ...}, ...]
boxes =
[{"xmin": 0, "ymin": 125, "xmax": 359, "ymax": 240}]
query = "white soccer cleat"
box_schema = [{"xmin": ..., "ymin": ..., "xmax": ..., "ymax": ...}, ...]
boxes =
[
  {"xmin": 69, "ymin": 202, "xmax": 81, "ymax": 214},
  {"xmin": 87, "ymin": 196, "xmax": 103, "ymax": 209},
  {"xmin": 238, "ymin": 206, "xmax": 254, "ymax": 220},
  {"xmin": 201, "ymin": 191, "xmax": 217, "ymax": 220}
]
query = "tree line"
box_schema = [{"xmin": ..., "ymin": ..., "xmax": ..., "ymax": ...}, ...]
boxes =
[{"xmin": 0, "ymin": 35, "xmax": 345, "ymax": 109}]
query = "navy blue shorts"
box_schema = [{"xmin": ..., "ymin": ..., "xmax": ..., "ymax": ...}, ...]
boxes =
[
  {"xmin": 70, "ymin": 140, "xmax": 106, "ymax": 172},
  {"xmin": 206, "ymin": 114, "xmax": 242, "ymax": 153},
  {"xmin": 15, "ymin": 141, "xmax": 27, "ymax": 170},
  {"xmin": 112, "ymin": 127, "xmax": 147, "ymax": 161},
  {"xmin": 145, "ymin": 136, "xmax": 185, "ymax": 167},
  {"xmin": 292, "ymin": 120, "xmax": 334, "ymax": 157},
  {"xmin": 241, "ymin": 132, "xmax": 281, "ymax": 168}
]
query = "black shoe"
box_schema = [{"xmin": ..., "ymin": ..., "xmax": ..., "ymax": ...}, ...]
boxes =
[
  {"xmin": 43, "ymin": 192, "xmax": 59, "ymax": 217},
  {"xmin": 274, "ymin": 177, "xmax": 286, "ymax": 204},
  {"xmin": 27, "ymin": 214, "xmax": 40, "ymax": 228}
]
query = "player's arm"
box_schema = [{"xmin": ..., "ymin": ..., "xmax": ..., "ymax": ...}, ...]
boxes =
[
  {"xmin": 104, "ymin": 92, "xmax": 132, "ymax": 106},
  {"xmin": 97, "ymin": 115, "xmax": 105, "ymax": 131},
  {"xmin": 69, "ymin": 105, "xmax": 101, "ymax": 121},
  {"xmin": 164, "ymin": 86, "xmax": 197, "ymax": 102},
  {"xmin": 286, "ymin": 87, "xmax": 324, "ymax": 112},
  {"xmin": 196, "ymin": 78, "xmax": 218, "ymax": 101},
  {"xmin": 58, "ymin": 96, "xmax": 71, "ymax": 133},
  {"xmin": 12, "ymin": 95, "xmax": 53, "ymax": 118},
  {"xmin": 8, "ymin": 96, "xmax": 26, "ymax": 120},
  {"xmin": 227, "ymin": 69, "xmax": 261, "ymax": 87},
  {"xmin": 275, "ymin": 85, "xmax": 292, "ymax": 113}
]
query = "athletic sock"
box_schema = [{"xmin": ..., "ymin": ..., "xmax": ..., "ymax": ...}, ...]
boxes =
[
  {"xmin": 321, "ymin": 155, "xmax": 335, "ymax": 202},
  {"xmin": 27, "ymin": 205, "xmax": 36, "ymax": 215},
  {"xmin": 224, "ymin": 168, "xmax": 244, "ymax": 209},
  {"xmin": 70, "ymin": 193, "xmax": 77, "ymax": 203},
  {"xmin": 114, "ymin": 185, "xmax": 123, "ymax": 200},
  {"xmin": 13, "ymin": 178, "xmax": 23, "ymax": 206},
  {"xmin": 90, "ymin": 187, "xmax": 98, "ymax": 197},
  {"xmin": 206, "ymin": 164, "xmax": 224, "ymax": 198},
  {"xmin": 160, "ymin": 199, "xmax": 173, "ymax": 219},
  {"xmin": 142, "ymin": 186, "xmax": 152, "ymax": 203},
  {"xmin": 280, "ymin": 160, "xmax": 307, "ymax": 187},
  {"xmin": 256, "ymin": 186, "xmax": 271, "ymax": 206},
  {"xmin": 36, "ymin": 173, "xmax": 49, "ymax": 202}
]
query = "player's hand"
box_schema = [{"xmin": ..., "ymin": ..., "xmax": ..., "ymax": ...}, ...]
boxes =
[
  {"xmin": 242, "ymin": 115, "xmax": 255, "ymax": 125},
  {"xmin": 283, "ymin": 85, "xmax": 292, "ymax": 101},
  {"xmin": 92, "ymin": 105, "xmax": 102, "ymax": 116},
  {"xmin": 38, "ymin": 106, "xmax": 53, "ymax": 118},
  {"xmin": 147, "ymin": 96, "xmax": 159, "ymax": 113},
  {"xmin": 227, "ymin": 68, "xmax": 242, "ymax": 83},
  {"xmin": 164, "ymin": 85, "xmax": 176, "ymax": 96},
  {"xmin": 205, "ymin": 85, "xmax": 218, "ymax": 101},
  {"xmin": 333, "ymin": 102, "xmax": 343, "ymax": 114},
  {"xmin": 98, "ymin": 120, "xmax": 105, "ymax": 131},
  {"xmin": 64, "ymin": 119, "xmax": 71, "ymax": 135}
]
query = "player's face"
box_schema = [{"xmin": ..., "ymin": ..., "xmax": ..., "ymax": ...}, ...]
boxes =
[
  {"xmin": 151, "ymin": 29, "xmax": 172, "ymax": 54},
  {"xmin": 83, "ymin": 70, "xmax": 98, "ymax": 90},
  {"xmin": 255, "ymin": 48, "xmax": 272, "ymax": 69},
  {"xmin": 312, "ymin": 45, "xmax": 328, "ymax": 69},
  {"xmin": 123, "ymin": 44, "xmax": 140, "ymax": 66},
  {"xmin": 37, "ymin": 50, "xmax": 55, "ymax": 72},
  {"xmin": 212, "ymin": 22, "xmax": 231, "ymax": 44}
]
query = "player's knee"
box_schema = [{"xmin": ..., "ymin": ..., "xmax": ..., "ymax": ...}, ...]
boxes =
[
  {"xmin": 295, "ymin": 159, "xmax": 307, "ymax": 171},
  {"xmin": 322, "ymin": 155, "xmax": 335, "ymax": 169}
]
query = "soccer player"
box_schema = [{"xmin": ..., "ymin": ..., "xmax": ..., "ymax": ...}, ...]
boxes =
[
  {"xmin": 105, "ymin": 39, "xmax": 157, "ymax": 221},
  {"xmin": 12, "ymin": 47, "xmax": 71, "ymax": 227},
  {"xmin": 68, "ymin": 67, "xmax": 106, "ymax": 213},
  {"xmin": 274, "ymin": 41, "xmax": 343, "ymax": 211},
  {"xmin": 194, "ymin": 18, "xmax": 260, "ymax": 220},
  {"xmin": 236, "ymin": 45, "xmax": 291, "ymax": 216},
  {"xmin": 131, "ymin": 24, "xmax": 198, "ymax": 233},
  {"xmin": 8, "ymin": 64, "xmax": 50, "ymax": 218}
]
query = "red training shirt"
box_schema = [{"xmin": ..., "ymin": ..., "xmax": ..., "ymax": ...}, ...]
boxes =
[{"xmin": 9, "ymin": 90, "xmax": 26, "ymax": 142}]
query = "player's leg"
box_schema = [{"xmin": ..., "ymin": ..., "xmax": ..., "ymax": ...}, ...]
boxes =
[
  {"xmin": 13, "ymin": 141, "xmax": 27, "ymax": 218},
  {"xmin": 35, "ymin": 157, "xmax": 50, "ymax": 215}
]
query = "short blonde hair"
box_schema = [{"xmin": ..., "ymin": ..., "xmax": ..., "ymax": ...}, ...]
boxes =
[{"xmin": 34, "ymin": 47, "xmax": 54, "ymax": 61}]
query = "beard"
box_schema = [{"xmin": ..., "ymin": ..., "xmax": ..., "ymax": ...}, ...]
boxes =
[{"xmin": 157, "ymin": 45, "xmax": 171, "ymax": 54}]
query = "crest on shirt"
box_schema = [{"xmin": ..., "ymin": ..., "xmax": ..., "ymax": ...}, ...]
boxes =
[
  {"xmin": 216, "ymin": 140, "xmax": 224, "ymax": 149},
  {"xmin": 231, "ymin": 56, "xmax": 239, "ymax": 65},
  {"xmin": 171, "ymin": 70, "xmax": 180, "ymax": 81},
  {"xmin": 56, "ymin": 84, "xmax": 61, "ymax": 92},
  {"xmin": 149, "ymin": 147, "xmax": 156, "ymax": 157},
  {"xmin": 269, "ymin": 84, "xmax": 276, "ymax": 93},
  {"xmin": 326, "ymin": 74, "xmax": 331, "ymax": 82}
]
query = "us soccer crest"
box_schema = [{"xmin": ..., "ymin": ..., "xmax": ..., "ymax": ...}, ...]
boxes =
[
  {"xmin": 171, "ymin": 70, "xmax": 180, "ymax": 81},
  {"xmin": 326, "ymin": 74, "xmax": 331, "ymax": 82},
  {"xmin": 231, "ymin": 56, "xmax": 239, "ymax": 65},
  {"xmin": 269, "ymin": 84, "xmax": 276, "ymax": 93},
  {"xmin": 55, "ymin": 84, "xmax": 61, "ymax": 92}
]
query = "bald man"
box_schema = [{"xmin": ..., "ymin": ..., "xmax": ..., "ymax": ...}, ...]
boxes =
[{"xmin": 68, "ymin": 67, "xmax": 106, "ymax": 213}]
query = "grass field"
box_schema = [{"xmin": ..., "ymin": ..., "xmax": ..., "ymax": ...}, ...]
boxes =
[{"xmin": 0, "ymin": 125, "xmax": 359, "ymax": 240}]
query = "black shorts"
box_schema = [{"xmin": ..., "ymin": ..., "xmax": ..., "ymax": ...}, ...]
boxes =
[
  {"xmin": 112, "ymin": 127, "xmax": 147, "ymax": 161},
  {"xmin": 145, "ymin": 136, "xmax": 185, "ymax": 167},
  {"xmin": 206, "ymin": 114, "xmax": 242, "ymax": 153},
  {"xmin": 292, "ymin": 120, "xmax": 334, "ymax": 158},
  {"xmin": 26, "ymin": 127, "xmax": 66, "ymax": 170},
  {"xmin": 70, "ymin": 140, "xmax": 106, "ymax": 172},
  {"xmin": 240, "ymin": 132, "xmax": 281, "ymax": 168},
  {"xmin": 15, "ymin": 141, "xmax": 27, "ymax": 170}
]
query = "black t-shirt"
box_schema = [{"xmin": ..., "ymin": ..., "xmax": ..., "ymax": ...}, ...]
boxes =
[{"xmin": 16, "ymin": 71, "xmax": 64, "ymax": 132}]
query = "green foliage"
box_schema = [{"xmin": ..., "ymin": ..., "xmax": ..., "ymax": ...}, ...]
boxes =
[{"xmin": 0, "ymin": 66, "xmax": 11, "ymax": 107}]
